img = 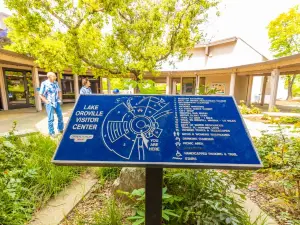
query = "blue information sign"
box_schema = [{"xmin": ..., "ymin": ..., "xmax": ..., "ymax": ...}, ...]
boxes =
[{"xmin": 52, "ymin": 95, "xmax": 262, "ymax": 169}]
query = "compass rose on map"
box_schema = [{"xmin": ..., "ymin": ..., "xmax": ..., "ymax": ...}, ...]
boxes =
[{"xmin": 101, "ymin": 97, "xmax": 172, "ymax": 160}]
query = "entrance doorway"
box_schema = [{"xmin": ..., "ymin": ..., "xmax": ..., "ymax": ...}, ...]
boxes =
[{"xmin": 4, "ymin": 69, "xmax": 35, "ymax": 109}]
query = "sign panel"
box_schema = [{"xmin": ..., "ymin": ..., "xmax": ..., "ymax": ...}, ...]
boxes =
[{"xmin": 53, "ymin": 95, "xmax": 262, "ymax": 169}]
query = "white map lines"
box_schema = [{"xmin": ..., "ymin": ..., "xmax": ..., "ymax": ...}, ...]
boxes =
[{"xmin": 101, "ymin": 97, "xmax": 172, "ymax": 160}]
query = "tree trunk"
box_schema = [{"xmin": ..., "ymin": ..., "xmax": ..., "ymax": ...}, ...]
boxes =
[{"xmin": 286, "ymin": 75, "xmax": 296, "ymax": 100}]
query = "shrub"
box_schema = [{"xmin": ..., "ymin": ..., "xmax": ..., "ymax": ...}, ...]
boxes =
[
  {"xmin": 253, "ymin": 127, "xmax": 300, "ymax": 223},
  {"xmin": 0, "ymin": 128, "xmax": 83, "ymax": 225},
  {"xmin": 163, "ymin": 169, "xmax": 255, "ymax": 225},
  {"xmin": 238, "ymin": 101, "xmax": 262, "ymax": 115},
  {"xmin": 278, "ymin": 116, "xmax": 300, "ymax": 124},
  {"xmin": 268, "ymin": 106, "xmax": 280, "ymax": 112}
]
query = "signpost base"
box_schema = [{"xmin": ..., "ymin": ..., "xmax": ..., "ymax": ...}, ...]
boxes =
[{"xmin": 145, "ymin": 168, "xmax": 163, "ymax": 225}]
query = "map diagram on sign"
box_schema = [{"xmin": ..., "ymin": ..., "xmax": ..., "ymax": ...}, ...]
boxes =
[{"xmin": 101, "ymin": 97, "xmax": 172, "ymax": 160}]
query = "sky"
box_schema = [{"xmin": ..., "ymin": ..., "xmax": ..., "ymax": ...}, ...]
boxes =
[{"xmin": 0, "ymin": 0, "xmax": 299, "ymax": 59}]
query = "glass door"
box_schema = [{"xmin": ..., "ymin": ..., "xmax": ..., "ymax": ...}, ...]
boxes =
[{"xmin": 4, "ymin": 69, "xmax": 34, "ymax": 109}]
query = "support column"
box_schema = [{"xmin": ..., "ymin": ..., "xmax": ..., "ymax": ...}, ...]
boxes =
[
  {"xmin": 180, "ymin": 76, "xmax": 183, "ymax": 95},
  {"xmin": 172, "ymin": 80, "xmax": 177, "ymax": 95},
  {"xmin": 73, "ymin": 74, "xmax": 79, "ymax": 100},
  {"xmin": 260, "ymin": 76, "xmax": 268, "ymax": 106},
  {"xmin": 246, "ymin": 75, "xmax": 253, "ymax": 106},
  {"xmin": 107, "ymin": 78, "xmax": 111, "ymax": 94},
  {"xmin": 269, "ymin": 69, "xmax": 280, "ymax": 111},
  {"xmin": 229, "ymin": 73, "xmax": 236, "ymax": 96},
  {"xmin": 195, "ymin": 75, "xmax": 200, "ymax": 95},
  {"xmin": 57, "ymin": 74, "xmax": 63, "ymax": 105},
  {"xmin": 166, "ymin": 76, "xmax": 171, "ymax": 95},
  {"xmin": 0, "ymin": 66, "xmax": 8, "ymax": 110},
  {"xmin": 32, "ymin": 67, "xmax": 42, "ymax": 112},
  {"xmin": 99, "ymin": 77, "xmax": 103, "ymax": 94}
]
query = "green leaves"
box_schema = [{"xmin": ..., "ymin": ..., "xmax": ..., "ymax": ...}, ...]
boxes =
[
  {"xmin": 4, "ymin": 0, "xmax": 218, "ymax": 78},
  {"xmin": 268, "ymin": 5, "xmax": 300, "ymax": 58}
]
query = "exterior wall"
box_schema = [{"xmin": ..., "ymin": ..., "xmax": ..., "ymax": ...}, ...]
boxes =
[
  {"xmin": 232, "ymin": 39, "xmax": 267, "ymax": 66},
  {"xmin": 160, "ymin": 48, "xmax": 207, "ymax": 71},
  {"xmin": 204, "ymin": 42, "xmax": 236, "ymax": 69},
  {"xmin": 205, "ymin": 75, "xmax": 231, "ymax": 95},
  {"xmin": 234, "ymin": 76, "xmax": 249, "ymax": 104}
]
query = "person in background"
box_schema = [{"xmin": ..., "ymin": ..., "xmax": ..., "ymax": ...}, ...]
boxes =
[
  {"xmin": 113, "ymin": 89, "xmax": 120, "ymax": 94},
  {"xmin": 39, "ymin": 72, "xmax": 64, "ymax": 137},
  {"xmin": 80, "ymin": 78, "xmax": 92, "ymax": 95}
]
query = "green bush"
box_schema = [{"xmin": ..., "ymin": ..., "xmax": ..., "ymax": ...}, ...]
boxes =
[
  {"xmin": 0, "ymin": 127, "xmax": 83, "ymax": 225},
  {"xmin": 120, "ymin": 187, "xmax": 181, "ymax": 224},
  {"xmin": 238, "ymin": 101, "xmax": 262, "ymax": 115},
  {"xmin": 163, "ymin": 169, "xmax": 255, "ymax": 225},
  {"xmin": 278, "ymin": 116, "xmax": 300, "ymax": 124},
  {"xmin": 253, "ymin": 128, "xmax": 300, "ymax": 223}
]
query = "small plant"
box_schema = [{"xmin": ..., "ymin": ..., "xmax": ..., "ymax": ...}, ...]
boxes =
[
  {"xmin": 96, "ymin": 167, "xmax": 121, "ymax": 181},
  {"xmin": 261, "ymin": 114, "xmax": 271, "ymax": 121},
  {"xmin": 92, "ymin": 198, "xmax": 124, "ymax": 225},
  {"xmin": 119, "ymin": 188, "xmax": 181, "ymax": 225},
  {"xmin": 239, "ymin": 101, "xmax": 262, "ymax": 114},
  {"xmin": 269, "ymin": 106, "xmax": 280, "ymax": 112},
  {"xmin": 291, "ymin": 108, "xmax": 300, "ymax": 113}
]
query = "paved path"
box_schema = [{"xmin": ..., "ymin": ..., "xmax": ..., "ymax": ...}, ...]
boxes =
[{"xmin": 0, "ymin": 104, "xmax": 74, "ymax": 136}]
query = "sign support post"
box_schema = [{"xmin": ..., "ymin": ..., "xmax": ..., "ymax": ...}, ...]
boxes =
[{"xmin": 145, "ymin": 168, "xmax": 163, "ymax": 225}]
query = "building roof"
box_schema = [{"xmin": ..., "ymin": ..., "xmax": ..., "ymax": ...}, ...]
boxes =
[
  {"xmin": 195, "ymin": 36, "xmax": 268, "ymax": 60},
  {"xmin": 156, "ymin": 53, "xmax": 300, "ymax": 77}
]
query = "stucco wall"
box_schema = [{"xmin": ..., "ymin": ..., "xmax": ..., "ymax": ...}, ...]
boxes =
[
  {"xmin": 205, "ymin": 42, "xmax": 236, "ymax": 69},
  {"xmin": 232, "ymin": 39, "xmax": 266, "ymax": 65},
  {"xmin": 205, "ymin": 75, "xmax": 231, "ymax": 95}
]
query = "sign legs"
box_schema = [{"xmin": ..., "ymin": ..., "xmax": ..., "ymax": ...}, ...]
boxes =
[{"xmin": 145, "ymin": 168, "xmax": 163, "ymax": 225}]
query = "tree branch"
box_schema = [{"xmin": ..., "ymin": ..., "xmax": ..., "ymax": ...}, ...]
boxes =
[{"xmin": 41, "ymin": 0, "xmax": 72, "ymax": 29}]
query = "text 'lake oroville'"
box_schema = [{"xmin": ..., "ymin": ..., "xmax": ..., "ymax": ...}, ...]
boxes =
[{"xmin": 53, "ymin": 95, "xmax": 262, "ymax": 169}]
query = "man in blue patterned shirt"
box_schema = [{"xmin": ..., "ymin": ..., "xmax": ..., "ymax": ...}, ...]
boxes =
[{"xmin": 39, "ymin": 72, "xmax": 64, "ymax": 137}]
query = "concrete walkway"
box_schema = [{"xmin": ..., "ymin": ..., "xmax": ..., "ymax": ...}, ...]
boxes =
[
  {"xmin": 29, "ymin": 171, "xmax": 98, "ymax": 225},
  {"xmin": 0, "ymin": 104, "xmax": 74, "ymax": 136}
]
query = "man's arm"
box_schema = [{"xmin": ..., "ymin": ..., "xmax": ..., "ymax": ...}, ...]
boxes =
[
  {"xmin": 39, "ymin": 82, "xmax": 49, "ymax": 104},
  {"xmin": 40, "ymin": 94, "xmax": 49, "ymax": 104}
]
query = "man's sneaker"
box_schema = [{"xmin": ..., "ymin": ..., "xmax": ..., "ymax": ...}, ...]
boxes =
[{"xmin": 49, "ymin": 134, "xmax": 56, "ymax": 138}]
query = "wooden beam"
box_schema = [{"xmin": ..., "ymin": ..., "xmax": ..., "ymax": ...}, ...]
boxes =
[
  {"xmin": 73, "ymin": 74, "xmax": 79, "ymax": 100},
  {"xmin": 0, "ymin": 66, "xmax": 8, "ymax": 110},
  {"xmin": 32, "ymin": 67, "xmax": 42, "ymax": 111}
]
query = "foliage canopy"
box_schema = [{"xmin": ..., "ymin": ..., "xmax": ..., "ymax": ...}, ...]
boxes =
[{"xmin": 4, "ymin": 0, "xmax": 218, "ymax": 79}]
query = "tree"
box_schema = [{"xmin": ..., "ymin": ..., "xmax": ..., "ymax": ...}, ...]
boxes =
[
  {"xmin": 4, "ymin": 0, "xmax": 218, "ymax": 86},
  {"xmin": 268, "ymin": 5, "xmax": 300, "ymax": 100}
]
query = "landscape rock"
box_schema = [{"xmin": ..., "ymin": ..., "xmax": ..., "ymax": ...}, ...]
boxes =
[{"xmin": 112, "ymin": 167, "xmax": 145, "ymax": 199}]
